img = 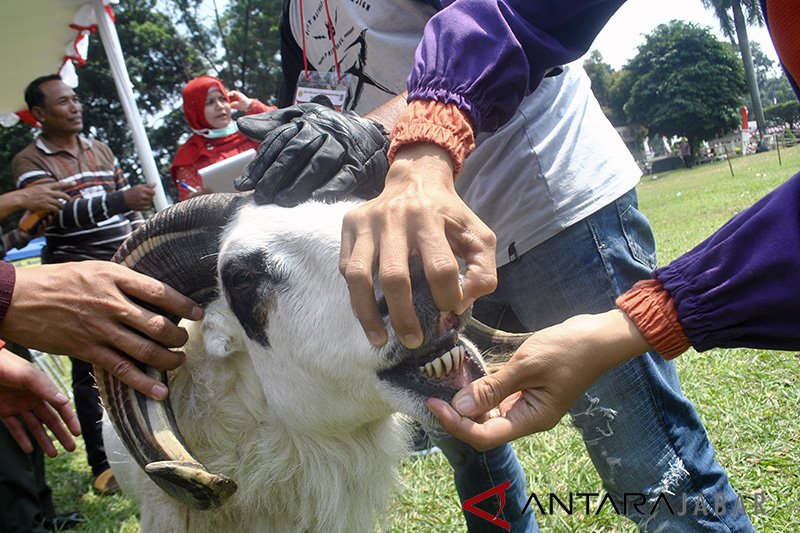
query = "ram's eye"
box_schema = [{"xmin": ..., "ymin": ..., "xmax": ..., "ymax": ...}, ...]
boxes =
[{"xmin": 229, "ymin": 268, "xmax": 262, "ymax": 292}]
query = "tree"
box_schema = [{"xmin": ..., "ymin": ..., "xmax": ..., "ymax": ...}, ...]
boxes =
[
  {"xmin": 701, "ymin": 0, "xmax": 766, "ymax": 132},
  {"xmin": 77, "ymin": 0, "xmax": 207, "ymax": 200},
  {"xmin": 625, "ymin": 21, "xmax": 746, "ymax": 160},
  {"xmin": 749, "ymin": 41, "xmax": 795, "ymax": 106},
  {"xmin": 583, "ymin": 51, "xmax": 634, "ymax": 127}
]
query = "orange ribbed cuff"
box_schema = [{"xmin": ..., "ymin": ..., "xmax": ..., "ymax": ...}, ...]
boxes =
[
  {"xmin": 616, "ymin": 279, "xmax": 691, "ymax": 359},
  {"xmin": 388, "ymin": 100, "xmax": 475, "ymax": 176}
]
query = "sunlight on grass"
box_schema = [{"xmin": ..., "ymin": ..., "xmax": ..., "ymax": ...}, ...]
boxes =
[{"xmin": 45, "ymin": 147, "xmax": 800, "ymax": 532}]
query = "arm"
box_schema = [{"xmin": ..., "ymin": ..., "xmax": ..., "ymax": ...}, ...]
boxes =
[
  {"xmin": 0, "ymin": 261, "xmax": 204, "ymax": 400},
  {"xmin": 429, "ymin": 172, "xmax": 800, "ymax": 449},
  {"xmin": 410, "ymin": 0, "xmax": 627, "ymax": 133},
  {"xmin": 0, "ymin": 183, "xmax": 70, "ymax": 220},
  {"xmin": 0, "ymin": 345, "xmax": 81, "ymax": 456}
]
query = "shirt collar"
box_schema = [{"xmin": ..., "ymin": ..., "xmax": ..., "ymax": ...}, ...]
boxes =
[{"xmin": 34, "ymin": 134, "xmax": 93, "ymax": 156}]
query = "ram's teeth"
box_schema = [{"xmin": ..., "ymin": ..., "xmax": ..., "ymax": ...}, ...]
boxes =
[
  {"xmin": 442, "ymin": 350, "xmax": 453, "ymax": 374},
  {"xmin": 418, "ymin": 345, "xmax": 467, "ymax": 380},
  {"xmin": 432, "ymin": 357, "xmax": 444, "ymax": 379}
]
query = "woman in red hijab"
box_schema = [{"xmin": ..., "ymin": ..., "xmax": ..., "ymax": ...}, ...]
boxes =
[{"xmin": 170, "ymin": 75, "xmax": 274, "ymax": 200}]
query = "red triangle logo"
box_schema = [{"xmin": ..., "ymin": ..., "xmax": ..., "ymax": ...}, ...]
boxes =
[{"xmin": 462, "ymin": 480, "xmax": 512, "ymax": 531}]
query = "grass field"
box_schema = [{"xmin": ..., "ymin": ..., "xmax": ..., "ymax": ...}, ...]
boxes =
[{"xmin": 44, "ymin": 146, "xmax": 800, "ymax": 532}]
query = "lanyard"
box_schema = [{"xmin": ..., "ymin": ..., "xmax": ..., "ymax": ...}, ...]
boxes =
[{"xmin": 298, "ymin": 0, "xmax": 343, "ymax": 81}]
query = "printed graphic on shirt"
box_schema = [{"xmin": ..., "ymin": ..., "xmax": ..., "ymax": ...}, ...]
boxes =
[{"xmin": 290, "ymin": 0, "xmax": 435, "ymax": 114}]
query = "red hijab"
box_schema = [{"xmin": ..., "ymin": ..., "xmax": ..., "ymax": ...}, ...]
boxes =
[{"xmin": 170, "ymin": 75, "xmax": 258, "ymax": 172}]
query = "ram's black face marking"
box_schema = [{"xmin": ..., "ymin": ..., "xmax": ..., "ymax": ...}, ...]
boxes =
[{"xmin": 221, "ymin": 250, "xmax": 282, "ymax": 347}]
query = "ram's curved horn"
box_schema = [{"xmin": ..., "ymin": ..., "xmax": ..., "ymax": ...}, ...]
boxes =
[
  {"xmin": 464, "ymin": 317, "xmax": 532, "ymax": 371},
  {"xmin": 96, "ymin": 192, "xmax": 250, "ymax": 510}
]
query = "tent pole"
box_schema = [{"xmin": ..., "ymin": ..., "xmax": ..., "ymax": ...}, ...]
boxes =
[{"xmin": 91, "ymin": 0, "xmax": 171, "ymax": 211}]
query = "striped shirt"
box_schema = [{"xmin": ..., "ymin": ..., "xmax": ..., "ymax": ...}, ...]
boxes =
[{"xmin": 12, "ymin": 135, "xmax": 144, "ymax": 262}]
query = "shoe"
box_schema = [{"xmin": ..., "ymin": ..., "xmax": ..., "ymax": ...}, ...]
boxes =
[
  {"xmin": 407, "ymin": 422, "xmax": 441, "ymax": 457},
  {"xmin": 43, "ymin": 511, "xmax": 83, "ymax": 531},
  {"xmin": 93, "ymin": 468, "xmax": 119, "ymax": 496}
]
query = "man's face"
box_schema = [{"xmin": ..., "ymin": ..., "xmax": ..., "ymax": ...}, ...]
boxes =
[{"xmin": 34, "ymin": 80, "xmax": 83, "ymax": 135}]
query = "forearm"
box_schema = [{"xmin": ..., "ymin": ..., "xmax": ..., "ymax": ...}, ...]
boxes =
[
  {"xmin": 619, "ymin": 172, "xmax": 800, "ymax": 355},
  {"xmin": 55, "ymin": 190, "xmax": 128, "ymax": 228}
]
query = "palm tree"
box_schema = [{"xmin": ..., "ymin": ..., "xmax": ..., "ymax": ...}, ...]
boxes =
[{"xmin": 701, "ymin": 0, "xmax": 766, "ymax": 132}]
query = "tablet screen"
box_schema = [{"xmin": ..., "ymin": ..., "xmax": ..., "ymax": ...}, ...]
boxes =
[{"xmin": 199, "ymin": 148, "xmax": 256, "ymax": 193}]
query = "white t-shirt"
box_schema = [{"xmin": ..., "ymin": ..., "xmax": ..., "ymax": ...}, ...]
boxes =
[{"xmin": 288, "ymin": 1, "xmax": 641, "ymax": 266}]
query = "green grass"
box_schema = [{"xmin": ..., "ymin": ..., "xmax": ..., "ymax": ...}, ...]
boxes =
[{"xmin": 45, "ymin": 147, "xmax": 800, "ymax": 532}]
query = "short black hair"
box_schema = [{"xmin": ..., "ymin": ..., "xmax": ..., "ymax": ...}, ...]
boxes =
[{"xmin": 24, "ymin": 74, "xmax": 63, "ymax": 111}]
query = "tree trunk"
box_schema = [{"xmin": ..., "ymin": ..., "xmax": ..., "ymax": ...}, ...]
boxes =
[{"xmin": 732, "ymin": 0, "xmax": 766, "ymax": 132}]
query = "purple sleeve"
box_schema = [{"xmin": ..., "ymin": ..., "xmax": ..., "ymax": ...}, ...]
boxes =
[
  {"xmin": 654, "ymin": 173, "xmax": 800, "ymax": 353},
  {"xmin": 407, "ymin": 0, "xmax": 626, "ymax": 132}
]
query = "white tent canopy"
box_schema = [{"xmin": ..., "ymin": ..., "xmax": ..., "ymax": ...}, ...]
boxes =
[{"xmin": 2, "ymin": 0, "xmax": 170, "ymax": 211}]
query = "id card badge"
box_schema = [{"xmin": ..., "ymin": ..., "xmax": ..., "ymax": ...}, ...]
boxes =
[{"xmin": 295, "ymin": 71, "xmax": 353, "ymax": 111}]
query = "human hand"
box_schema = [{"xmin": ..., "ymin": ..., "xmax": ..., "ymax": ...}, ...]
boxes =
[
  {"xmin": 10, "ymin": 182, "xmax": 71, "ymax": 214},
  {"xmin": 0, "ymin": 349, "xmax": 81, "ymax": 456},
  {"xmin": 0, "ymin": 262, "xmax": 204, "ymax": 400},
  {"xmin": 427, "ymin": 310, "xmax": 651, "ymax": 450},
  {"xmin": 123, "ymin": 184, "xmax": 156, "ymax": 211},
  {"xmin": 340, "ymin": 143, "xmax": 497, "ymax": 348},
  {"xmin": 227, "ymin": 90, "xmax": 252, "ymax": 113},
  {"xmin": 235, "ymin": 103, "xmax": 388, "ymax": 206}
]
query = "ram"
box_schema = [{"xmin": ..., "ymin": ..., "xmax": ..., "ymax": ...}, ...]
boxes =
[{"xmin": 98, "ymin": 193, "xmax": 526, "ymax": 532}]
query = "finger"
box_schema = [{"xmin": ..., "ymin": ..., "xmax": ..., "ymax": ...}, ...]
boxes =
[
  {"xmin": 269, "ymin": 131, "xmax": 343, "ymax": 207},
  {"xmin": 98, "ymin": 294, "xmax": 191, "ymax": 353},
  {"xmin": 116, "ymin": 269, "xmax": 203, "ymax": 322},
  {"xmin": 51, "ymin": 398, "xmax": 81, "ymax": 437},
  {"xmin": 378, "ymin": 224, "xmax": 422, "ymax": 348},
  {"xmin": 451, "ymin": 223, "xmax": 497, "ymax": 315},
  {"xmin": 34, "ymin": 403, "xmax": 77, "ymax": 452},
  {"xmin": 427, "ymin": 398, "xmax": 517, "ymax": 451},
  {"xmin": 2, "ymin": 416, "xmax": 33, "ymax": 453},
  {"xmin": 415, "ymin": 215, "xmax": 463, "ymax": 314},
  {"xmin": 20, "ymin": 411, "xmax": 58, "ymax": 457},
  {"xmin": 20, "ymin": 367, "xmax": 70, "ymax": 407},
  {"xmin": 451, "ymin": 366, "xmax": 526, "ymax": 418},
  {"xmin": 239, "ymin": 123, "xmax": 303, "ymax": 197},
  {"xmin": 237, "ymin": 107, "xmax": 305, "ymax": 141},
  {"xmin": 340, "ymin": 215, "xmax": 386, "ymax": 346},
  {"xmin": 88, "ymin": 347, "xmax": 171, "ymax": 400}
]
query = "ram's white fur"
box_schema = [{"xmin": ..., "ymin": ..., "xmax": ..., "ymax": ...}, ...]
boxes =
[{"xmin": 104, "ymin": 201, "xmax": 420, "ymax": 532}]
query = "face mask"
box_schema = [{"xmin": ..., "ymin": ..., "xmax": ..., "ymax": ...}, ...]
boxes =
[{"xmin": 192, "ymin": 120, "xmax": 239, "ymax": 139}]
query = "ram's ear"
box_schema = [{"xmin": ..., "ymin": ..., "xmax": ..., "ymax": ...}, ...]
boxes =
[
  {"xmin": 96, "ymin": 192, "xmax": 250, "ymax": 510},
  {"xmin": 463, "ymin": 317, "xmax": 531, "ymax": 373}
]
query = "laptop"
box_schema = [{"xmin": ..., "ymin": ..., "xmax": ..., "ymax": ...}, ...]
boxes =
[{"xmin": 199, "ymin": 148, "xmax": 256, "ymax": 193}]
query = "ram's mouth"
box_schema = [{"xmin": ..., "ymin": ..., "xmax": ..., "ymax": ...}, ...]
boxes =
[{"xmin": 376, "ymin": 312, "xmax": 488, "ymax": 423}]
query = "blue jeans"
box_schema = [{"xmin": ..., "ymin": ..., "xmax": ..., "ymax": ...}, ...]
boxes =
[
  {"xmin": 426, "ymin": 425, "xmax": 536, "ymax": 532},
  {"xmin": 470, "ymin": 188, "xmax": 754, "ymax": 532}
]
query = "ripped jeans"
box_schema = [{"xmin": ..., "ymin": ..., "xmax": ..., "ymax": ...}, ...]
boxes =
[{"xmin": 470, "ymin": 188, "xmax": 755, "ymax": 532}]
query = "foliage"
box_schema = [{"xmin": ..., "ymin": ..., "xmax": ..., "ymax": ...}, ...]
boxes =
[
  {"xmin": 76, "ymin": 0, "xmax": 207, "ymax": 200},
  {"xmin": 216, "ymin": 0, "xmax": 283, "ymax": 103},
  {"xmin": 764, "ymin": 100, "xmax": 800, "ymax": 126},
  {"xmin": 583, "ymin": 51, "xmax": 631, "ymax": 126},
  {"xmin": 625, "ymin": 20, "xmax": 746, "ymax": 151},
  {"xmin": 700, "ymin": 0, "xmax": 764, "ymax": 41}
]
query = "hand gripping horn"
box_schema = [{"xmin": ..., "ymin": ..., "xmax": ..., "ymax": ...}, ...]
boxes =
[{"xmin": 96, "ymin": 192, "xmax": 250, "ymax": 510}]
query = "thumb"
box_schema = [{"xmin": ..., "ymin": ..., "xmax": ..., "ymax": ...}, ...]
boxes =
[{"xmin": 452, "ymin": 365, "xmax": 522, "ymax": 418}]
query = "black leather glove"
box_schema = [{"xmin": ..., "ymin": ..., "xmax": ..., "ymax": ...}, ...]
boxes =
[{"xmin": 235, "ymin": 103, "xmax": 389, "ymax": 206}]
